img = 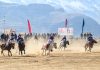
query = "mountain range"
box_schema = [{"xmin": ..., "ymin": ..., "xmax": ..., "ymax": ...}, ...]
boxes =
[{"xmin": 0, "ymin": 2, "xmax": 100, "ymax": 37}]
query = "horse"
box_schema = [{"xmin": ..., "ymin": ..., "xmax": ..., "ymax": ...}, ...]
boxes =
[
  {"xmin": 84, "ymin": 39, "xmax": 97, "ymax": 52},
  {"xmin": 0, "ymin": 33, "xmax": 8, "ymax": 42},
  {"xmin": 41, "ymin": 43, "xmax": 57, "ymax": 55},
  {"xmin": 0, "ymin": 42, "xmax": 15, "ymax": 56},
  {"xmin": 34, "ymin": 35, "xmax": 38, "ymax": 40},
  {"xmin": 59, "ymin": 40, "xmax": 69, "ymax": 50},
  {"xmin": 18, "ymin": 41, "xmax": 25, "ymax": 55}
]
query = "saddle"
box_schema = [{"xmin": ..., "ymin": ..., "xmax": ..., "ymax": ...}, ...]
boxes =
[
  {"xmin": 61, "ymin": 41, "xmax": 66, "ymax": 47},
  {"xmin": 45, "ymin": 44, "xmax": 53, "ymax": 52},
  {"xmin": 87, "ymin": 42, "xmax": 93, "ymax": 48},
  {"xmin": 2, "ymin": 43, "xmax": 8, "ymax": 49},
  {"xmin": 46, "ymin": 44, "xmax": 50, "ymax": 49}
]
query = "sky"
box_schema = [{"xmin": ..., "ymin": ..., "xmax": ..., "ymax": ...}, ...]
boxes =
[{"xmin": 0, "ymin": 0, "xmax": 100, "ymax": 24}]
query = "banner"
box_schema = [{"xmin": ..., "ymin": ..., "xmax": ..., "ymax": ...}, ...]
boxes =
[
  {"xmin": 27, "ymin": 19, "xmax": 32, "ymax": 34},
  {"xmin": 58, "ymin": 27, "xmax": 73, "ymax": 36}
]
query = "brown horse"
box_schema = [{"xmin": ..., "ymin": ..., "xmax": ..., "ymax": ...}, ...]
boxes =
[
  {"xmin": 85, "ymin": 39, "xmax": 97, "ymax": 52},
  {"xmin": 41, "ymin": 43, "xmax": 57, "ymax": 55},
  {"xmin": 0, "ymin": 42, "xmax": 15, "ymax": 56}
]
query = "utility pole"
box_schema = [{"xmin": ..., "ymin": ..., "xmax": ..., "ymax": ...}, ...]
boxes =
[
  {"xmin": 3, "ymin": 16, "xmax": 6, "ymax": 33},
  {"xmin": 0, "ymin": 16, "xmax": 6, "ymax": 33}
]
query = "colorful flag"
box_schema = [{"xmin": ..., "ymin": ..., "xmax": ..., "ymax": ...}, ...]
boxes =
[{"xmin": 27, "ymin": 19, "xmax": 32, "ymax": 34}]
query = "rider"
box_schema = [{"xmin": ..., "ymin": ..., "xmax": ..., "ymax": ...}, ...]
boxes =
[
  {"xmin": 61, "ymin": 35, "xmax": 67, "ymax": 47},
  {"xmin": 17, "ymin": 34, "xmax": 24, "ymax": 44},
  {"xmin": 62, "ymin": 36, "xmax": 67, "ymax": 42},
  {"xmin": 46, "ymin": 34, "xmax": 54, "ymax": 51},
  {"xmin": 5, "ymin": 38, "xmax": 12, "ymax": 48},
  {"xmin": 10, "ymin": 33, "xmax": 15, "ymax": 41},
  {"xmin": 87, "ymin": 33, "xmax": 93, "ymax": 43}
]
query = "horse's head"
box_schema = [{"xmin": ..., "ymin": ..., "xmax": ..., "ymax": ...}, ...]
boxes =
[
  {"xmin": 92, "ymin": 39, "xmax": 97, "ymax": 44},
  {"xmin": 53, "ymin": 43, "xmax": 57, "ymax": 49},
  {"xmin": 66, "ymin": 41, "xmax": 69, "ymax": 45},
  {"xmin": 0, "ymin": 43, "xmax": 6, "ymax": 49}
]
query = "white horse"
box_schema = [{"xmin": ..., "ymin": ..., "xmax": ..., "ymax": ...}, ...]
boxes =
[{"xmin": 41, "ymin": 43, "xmax": 57, "ymax": 55}]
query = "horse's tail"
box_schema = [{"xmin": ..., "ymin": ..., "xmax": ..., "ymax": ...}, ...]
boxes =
[
  {"xmin": 85, "ymin": 42, "xmax": 88, "ymax": 48},
  {"xmin": 67, "ymin": 41, "xmax": 69, "ymax": 45},
  {"xmin": 0, "ymin": 45, "xmax": 1, "ymax": 48}
]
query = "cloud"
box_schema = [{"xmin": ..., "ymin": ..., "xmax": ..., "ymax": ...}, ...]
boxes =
[
  {"xmin": 0, "ymin": 0, "xmax": 100, "ymax": 24},
  {"xmin": 68, "ymin": 1, "xmax": 88, "ymax": 11},
  {"xmin": 0, "ymin": 0, "xmax": 21, "ymax": 3},
  {"xmin": 62, "ymin": 1, "xmax": 85, "ymax": 10},
  {"xmin": 20, "ymin": 0, "xmax": 46, "ymax": 5},
  {"xmin": 94, "ymin": 4, "xmax": 100, "ymax": 11}
]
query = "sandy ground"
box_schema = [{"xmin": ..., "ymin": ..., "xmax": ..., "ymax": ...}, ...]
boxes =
[{"xmin": 0, "ymin": 37, "xmax": 100, "ymax": 70}]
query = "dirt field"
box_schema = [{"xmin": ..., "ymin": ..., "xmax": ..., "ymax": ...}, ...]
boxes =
[{"xmin": 0, "ymin": 38, "xmax": 100, "ymax": 70}]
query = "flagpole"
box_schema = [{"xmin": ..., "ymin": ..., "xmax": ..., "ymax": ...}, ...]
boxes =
[
  {"xmin": 65, "ymin": 18, "xmax": 68, "ymax": 37},
  {"xmin": 82, "ymin": 26, "xmax": 83, "ymax": 34},
  {"xmin": 65, "ymin": 19, "xmax": 67, "ymax": 28}
]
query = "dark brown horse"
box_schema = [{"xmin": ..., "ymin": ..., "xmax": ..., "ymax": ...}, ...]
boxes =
[
  {"xmin": 85, "ymin": 39, "xmax": 97, "ymax": 52},
  {"xmin": 0, "ymin": 42, "xmax": 15, "ymax": 56},
  {"xmin": 18, "ymin": 41, "xmax": 25, "ymax": 55}
]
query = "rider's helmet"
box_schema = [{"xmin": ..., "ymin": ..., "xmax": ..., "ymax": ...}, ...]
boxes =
[
  {"xmin": 49, "ymin": 35, "xmax": 54, "ymax": 40},
  {"xmin": 18, "ymin": 34, "xmax": 21, "ymax": 38},
  {"xmin": 62, "ymin": 35, "xmax": 67, "ymax": 42},
  {"xmin": 64, "ymin": 35, "xmax": 66, "ymax": 38},
  {"xmin": 88, "ymin": 33, "xmax": 93, "ymax": 41}
]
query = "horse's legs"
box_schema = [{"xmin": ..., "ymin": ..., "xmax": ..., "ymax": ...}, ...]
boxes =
[
  {"xmin": 42, "ymin": 50, "xmax": 44, "ymax": 55},
  {"xmin": 89, "ymin": 47, "xmax": 91, "ymax": 52},
  {"xmin": 59, "ymin": 45, "xmax": 61, "ymax": 50},
  {"xmin": 8, "ymin": 51, "xmax": 10, "ymax": 56},
  {"xmin": 64, "ymin": 47, "xmax": 65, "ymax": 50},
  {"xmin": 8, "ymin": 51, "xmax": 12, "ymax": 56},
  {"xmin": 1, "ymin": 50, "xmax": 5, "ymax": 56},
  {"xmin": 1, "ymin": 50, "xmax": 3, "ymax": 54},
  {"xmin": 60, "ymin": 46, "xmax": 62, "ymax": 51},
  {"xmin": 19, "ymin": 50, "xmax": 20, "ymax": 55},
  {"xmin": 45, "ymin": 50, "xmax": 46, "ymax": 55},
  {"xmin": 59, "ymin": 45, "xmax": 62, "ymax": 51},
  {"xmin": 85, "ymin": 45, "xmax": 87, "ymax": 52},
  {"xmin": 21, "ymin": 51, "xmax": 23, "ymax": 55},
  {"xmin": 47, "ymin": 50, "xmax": 50, "ymax": 56},
  {"xmin": 24, "ymin": 50, "xmax": 25, "ymax": 54},
  {"xmin": 10, "ymin": 51, "xmax": 12, "ymax": 56}
]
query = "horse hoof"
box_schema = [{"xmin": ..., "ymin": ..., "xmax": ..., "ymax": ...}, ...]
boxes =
[{"xmin": 51, "ymin": 49, "xmax": 53, "ymax": 52}]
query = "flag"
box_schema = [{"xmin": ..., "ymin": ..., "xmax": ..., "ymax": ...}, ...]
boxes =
[
  {"xmin": 82, "ymin": 18, "xmax": 85, "ymax": 34},
  {"xmin": 82, "ymin": 19, "xmax": 85, "ymax": 28},
  {"xmin": 65, "ymin": 19, "xmax": 67, "ymax": 27},
  {"xmin": 27, "ymin": 19, "xmax": 32, "ymax": 34}
]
